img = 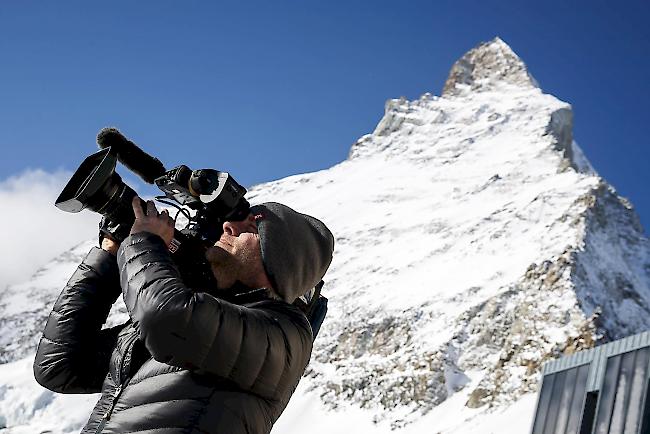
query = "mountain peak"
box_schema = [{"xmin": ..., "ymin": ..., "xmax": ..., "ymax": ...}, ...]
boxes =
[{"xmin": 442, "ymin": 37, "xmax": 539, "ymax": 97}]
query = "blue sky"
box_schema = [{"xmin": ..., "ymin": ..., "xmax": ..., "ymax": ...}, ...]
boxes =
[{"xmin": 1, "ymin": 1, "xmax": 649, "ymax": 232}]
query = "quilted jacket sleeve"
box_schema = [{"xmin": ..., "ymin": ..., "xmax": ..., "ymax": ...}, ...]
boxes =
[
  {"xmin": 33, "ymin": 247, "xmax": 124, "ymax": 394},
  {"xmin": 117, "ymin": 232, "xmax": 314, "ymax": 402}
]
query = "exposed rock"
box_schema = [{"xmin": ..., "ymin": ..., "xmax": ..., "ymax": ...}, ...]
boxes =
[
  {"xmin": 544, "ymin": 107, "xmax": 576, "ymax": 170},
  {"xmin": 306, "ymin": 312, "xmax": 468, "ymax": 425},
  {"xmin": 442, "ymin": 37, "xmax": 539, "ymax": 97},
  {"xmin": 572, "ymin": 182, "xmax": 650, "ymax": 339}
]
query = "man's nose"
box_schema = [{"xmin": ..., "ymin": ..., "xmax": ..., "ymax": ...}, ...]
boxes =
[{"xmin": 222, "ymin": 221, "xmax": 241, "ymax": 237}]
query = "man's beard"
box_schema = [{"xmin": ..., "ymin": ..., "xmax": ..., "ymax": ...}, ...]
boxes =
[{"xmin": 205, "ymin": 246, "xmax": 241, "ymax": 290}]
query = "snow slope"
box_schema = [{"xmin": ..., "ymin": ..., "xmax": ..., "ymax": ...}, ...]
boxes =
[{"xmin": 1, "ymin": 37, "xmax": 649, "ymax": 433}]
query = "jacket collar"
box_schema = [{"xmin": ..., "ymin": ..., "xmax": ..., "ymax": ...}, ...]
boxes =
[{"xmin": 208, "ymin": 283, "xmax": 273, "ymax": 305}]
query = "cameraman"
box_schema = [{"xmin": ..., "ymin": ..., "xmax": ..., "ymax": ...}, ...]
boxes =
[{"xmin": 33, "ymin": 196, "xmax": 334, "ymax": 434}]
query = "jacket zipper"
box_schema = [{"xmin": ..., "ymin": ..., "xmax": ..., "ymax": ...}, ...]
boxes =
[
  {"xmin": 95, "ymin": 332, "xmax": 138, "ymax": 434},
  {"xmin": 95, "ymin": 384, "xmax": 124, "ymax": 433}
]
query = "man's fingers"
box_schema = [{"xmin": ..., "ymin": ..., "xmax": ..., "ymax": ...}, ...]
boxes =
[
  {"xmin": 146, "ymin": 200, "xmax": 158, "ymax": 217},
  {"xmin": 161, "ymin": 209, "xmax": 173, "ymax": 225},
  {"xmin": 132, "ymin": 196, "xmax": 145, "ymax": 220}
]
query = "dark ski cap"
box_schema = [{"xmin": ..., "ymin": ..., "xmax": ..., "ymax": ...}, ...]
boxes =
[{"xmin": 250, "ymin": 202, "xmax": 334, "ymax": 303}]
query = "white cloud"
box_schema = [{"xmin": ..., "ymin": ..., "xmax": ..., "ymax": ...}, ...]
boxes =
[{"xmin": 0, "ymin": 169, "xmax": 100, "ymax": 292}]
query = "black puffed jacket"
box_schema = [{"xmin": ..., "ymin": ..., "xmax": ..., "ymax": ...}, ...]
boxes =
[{"xmin": 33, "ymin": 232, "xmax": 313, "ymax": 433}]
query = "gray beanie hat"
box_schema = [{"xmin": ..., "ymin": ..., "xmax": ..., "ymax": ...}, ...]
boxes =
[{"xmin": 250, "ymin": 202, "xmax": 334, "ymax": 303}]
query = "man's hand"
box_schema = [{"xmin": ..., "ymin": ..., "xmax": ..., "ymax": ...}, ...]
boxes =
[
  {"xmin": 101, "ymin": 236, "xmax": 120, "ymax": 256},
  {"xmin": 130, "ymin": 196, "xmax": 175, "ymax": 247}
]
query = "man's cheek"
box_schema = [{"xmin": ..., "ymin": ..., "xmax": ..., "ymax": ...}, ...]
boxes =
[{"xmin": 207, "ymin": 246, "xmax": 230, "ymax": 263}]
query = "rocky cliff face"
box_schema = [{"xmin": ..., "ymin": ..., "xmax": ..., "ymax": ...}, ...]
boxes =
[
  {"xmin": 442, "ymin": 37, "xmax": 539, "ymax": 97},
  {"xmin": 1, "ymin": 37, "xmax": 648, "ymax": 433}
]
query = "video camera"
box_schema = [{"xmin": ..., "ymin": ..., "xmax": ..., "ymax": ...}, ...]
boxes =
[
  {"xmin": 55, "ymin": 127, "xmax": 248, "ymax": 290},
  {"xmin": 55, "ymin": 128, "xmax": 327, "ymax": 338}
]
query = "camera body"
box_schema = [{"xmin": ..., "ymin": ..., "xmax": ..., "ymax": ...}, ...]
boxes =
[{"xmin": 155, "ymin": 164, "xmax": 250, "ymax": 246}]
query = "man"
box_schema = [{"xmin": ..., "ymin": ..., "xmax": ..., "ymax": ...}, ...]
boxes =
[{"xmin": 33, "ymin": 196, "xmax": 335, "ymax": 434}]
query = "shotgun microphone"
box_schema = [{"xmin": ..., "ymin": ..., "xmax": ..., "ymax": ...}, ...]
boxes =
[{"xmin": 96, "ymin": 127, "xmax": 166, "ymax": 184}]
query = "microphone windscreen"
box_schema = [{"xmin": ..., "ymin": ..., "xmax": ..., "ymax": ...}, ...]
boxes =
[{"xmin": 96, "ymin": 128, "xmax": 166, "ymax": 184}]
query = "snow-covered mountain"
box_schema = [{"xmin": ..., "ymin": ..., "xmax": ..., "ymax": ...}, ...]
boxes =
[{"xmin": 1, "ymin": 37, "xmax": 649, "ymax": 433}]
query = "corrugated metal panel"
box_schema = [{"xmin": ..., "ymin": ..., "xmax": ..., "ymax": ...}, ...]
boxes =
[
  {"xmin": 566, "ymin": 365, "xmax": 591, "ymax": 433},
  {"xmin": 589, "ymin": 346, "xmax": 607, "ymax": 392},
  {"xmin": 544, "ymin": 348, "xmax": 597, "ymax": 375},
  {"xmin": 532, "ymin": 331, "xmax": 650, "ymax": 434},
  {"xmin": 542, "ymin": 331, "xmax": 650, "ymax": 378},
  {"xmin": 531, "ymin": 364, "xmax": 590, "ymax": 434},
  {"xmin": 593, "ymin": 354, "xmax": 621, "ymax": 433},
  {"xmin": 592, "ymin": 348, "xmax": 650, "ymax": 434},
  {"xmin": 531, "ymin": 372, "xmax": 557, "ymax": 434}
]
